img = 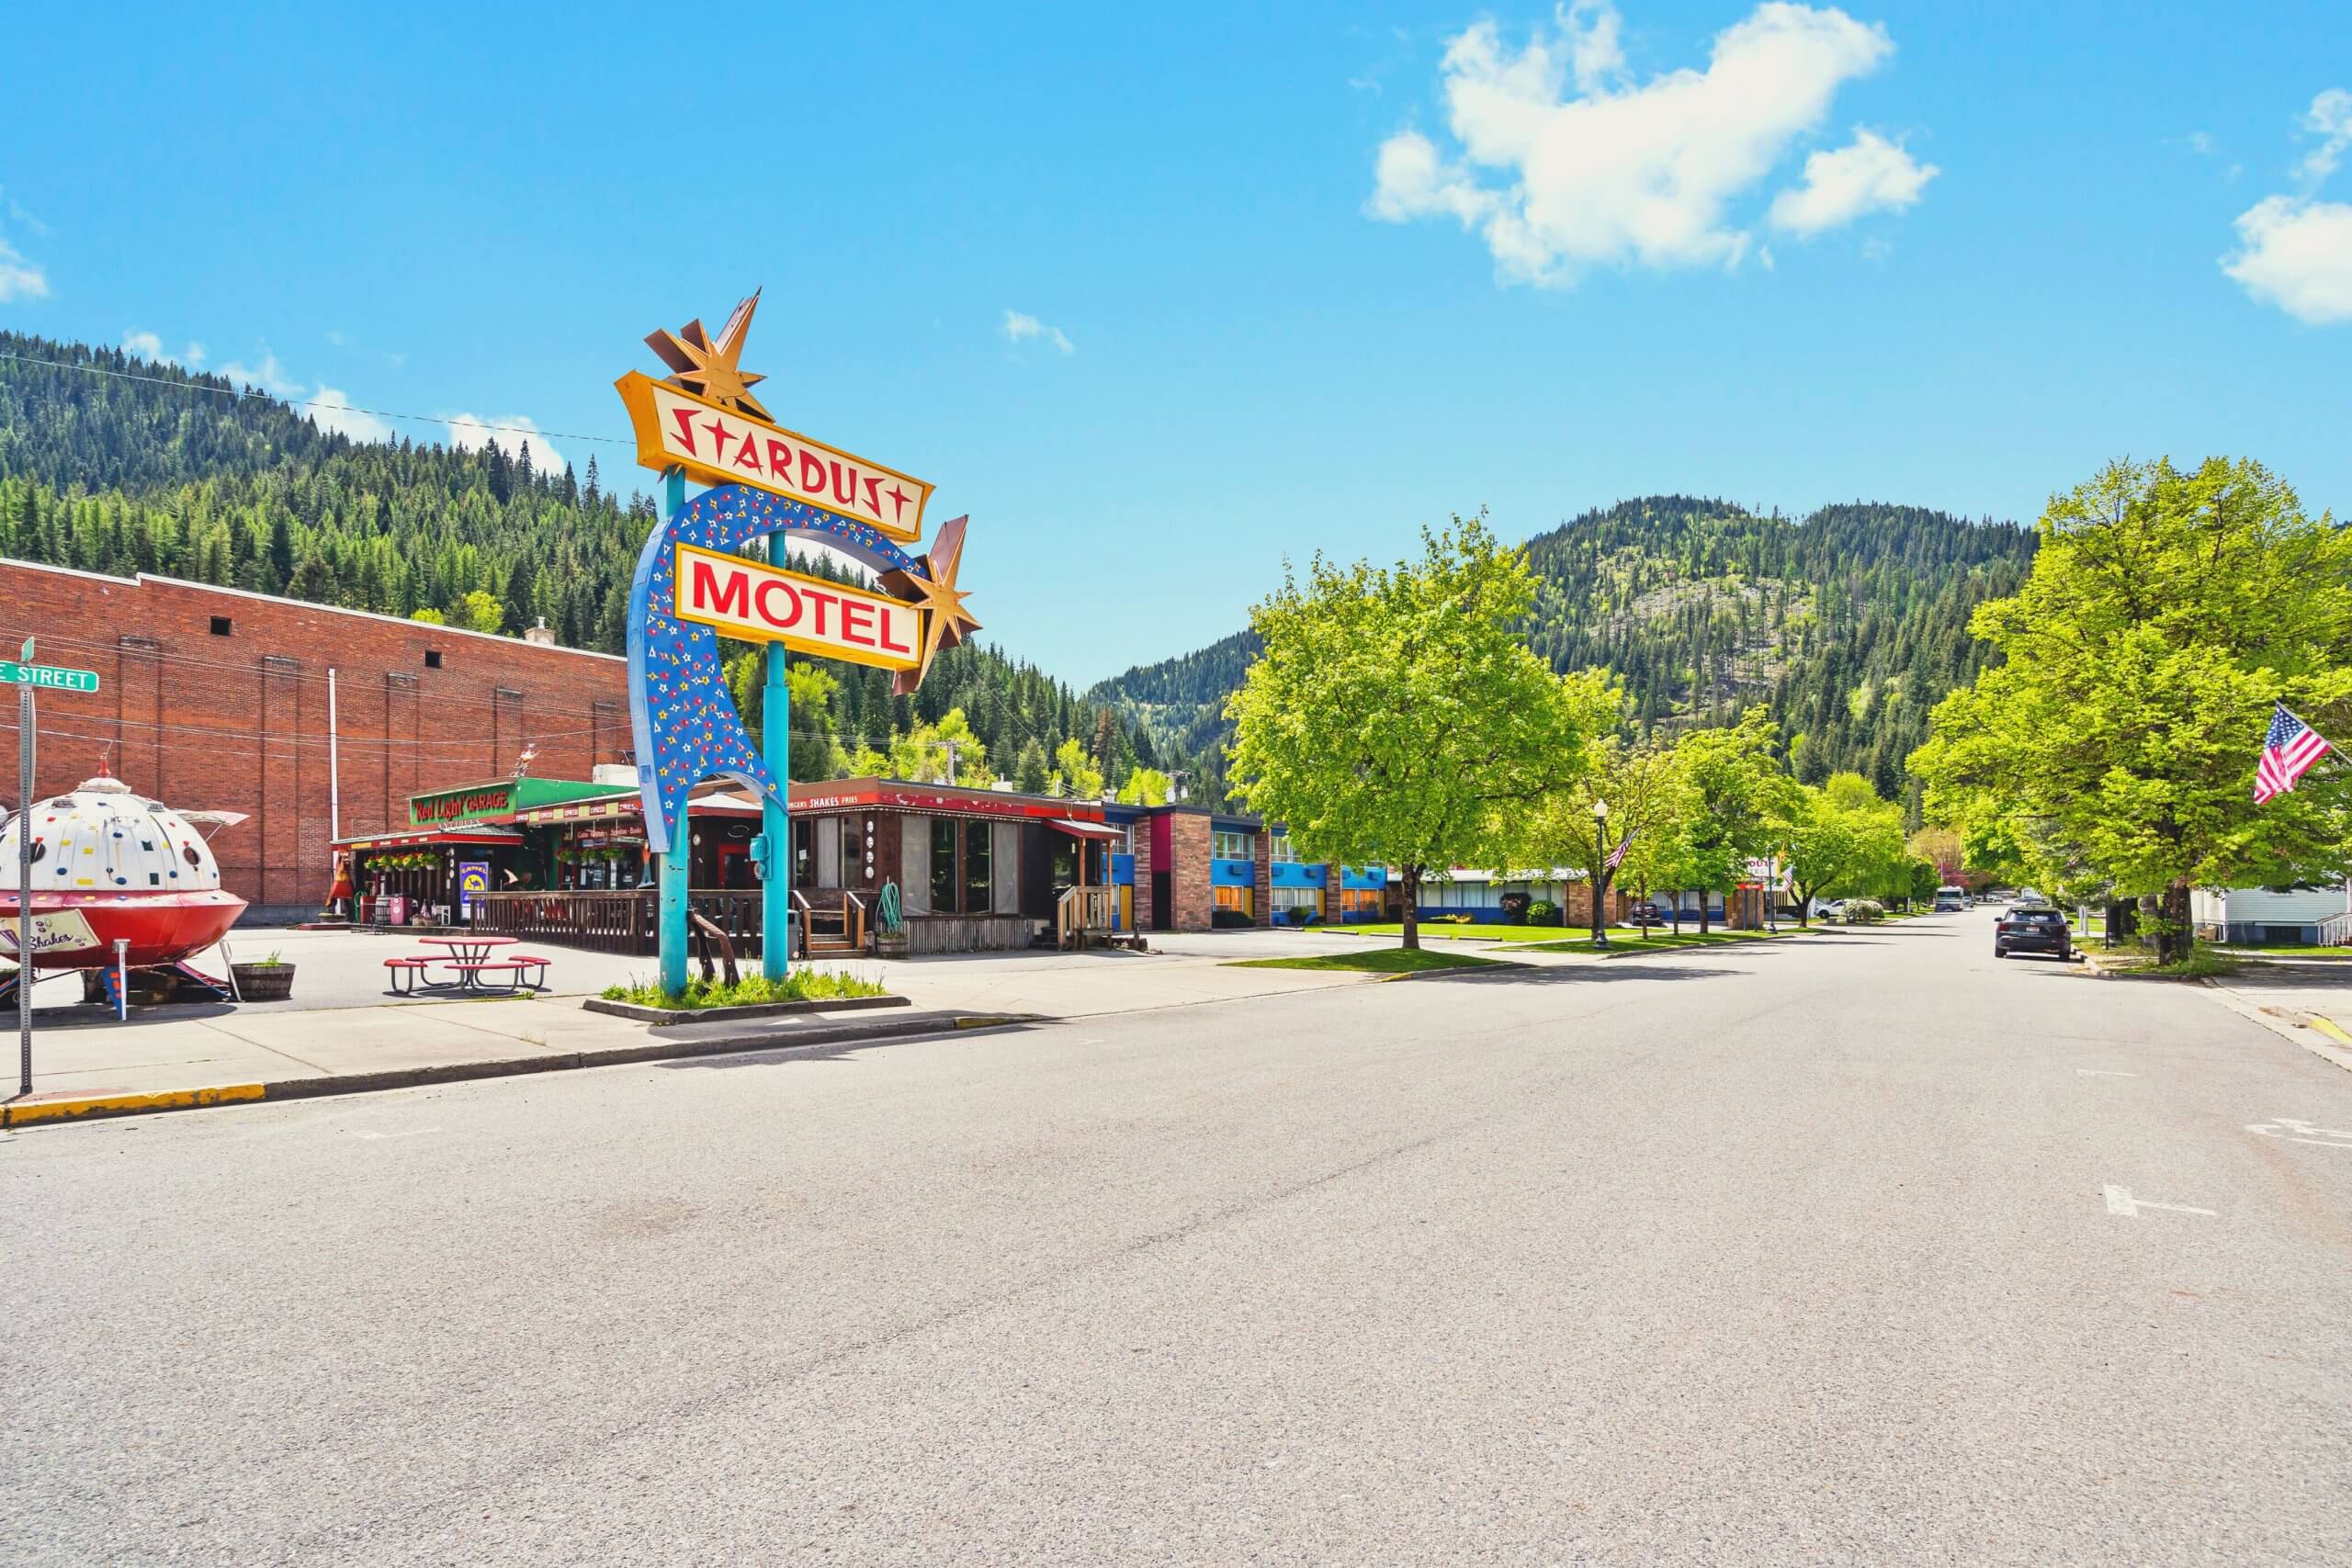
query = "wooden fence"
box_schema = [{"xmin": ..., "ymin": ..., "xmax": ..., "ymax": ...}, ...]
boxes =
[{"xmin": 471, "ymin": 890, "xmax": 770, "ymax": 956}]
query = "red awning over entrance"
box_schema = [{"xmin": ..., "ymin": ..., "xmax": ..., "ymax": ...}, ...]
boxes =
[
  {"xmin": 1046, "ymin": 818, "xmax": 1125, "ymax": 841},
  {"xmin": 337, "ymin": 828, "xmax": 525, "ymax": 852}
]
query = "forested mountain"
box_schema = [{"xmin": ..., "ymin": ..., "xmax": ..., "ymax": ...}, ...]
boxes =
[
  {"xmin": 0, "ymin": 332, "xmax": 1160, "ymax": 790},
  {"xmin": 1091, "ymin": 497, "xmax": 2036, "ymax": 805}
]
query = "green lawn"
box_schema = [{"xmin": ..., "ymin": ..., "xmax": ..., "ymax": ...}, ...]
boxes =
[
  {"xmin": 1320, "ymin": 921, "xmax": 1612, "ymax": 944},
  {"xmin": 1227, "ymin": 947, "xmax": 1506, "ymax": 974},
  {"xmin": 1521, "ymin": 927, "xmax": 1809, "ymax": 955},
  {"xmin": 2212, "ymin": 943, "xmax": 2352, "ymax": 958}
]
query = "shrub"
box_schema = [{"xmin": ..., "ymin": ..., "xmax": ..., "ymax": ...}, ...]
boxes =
[
  {"xmin": 1844, "ymin": 898, "xmax": 1886, "ymax": 924},
  {"xmin": 1526, "ymin": 899, "xmax": 1561, "ymax": 926},
  {"xmin": 1212, "ymin": 908, "xmax": 1254, "ymax": 929},
  {"xmin": 600, "ymin": 967, "xmax": 888, "ymax": 1010}
]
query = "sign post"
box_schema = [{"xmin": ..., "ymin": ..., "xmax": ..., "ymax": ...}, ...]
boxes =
[
  {"xmin": 16, "ymin": 638, "xmax": 31, "ymax": 1098},
  {"xmin": 6, "ymin": 647, "xmax": 101, "ymax": 1093}
]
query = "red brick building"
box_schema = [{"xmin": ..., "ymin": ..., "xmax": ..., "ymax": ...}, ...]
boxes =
[{"xmin": 0, "ymin": 561, "xmax": 632, "ymax": 919}]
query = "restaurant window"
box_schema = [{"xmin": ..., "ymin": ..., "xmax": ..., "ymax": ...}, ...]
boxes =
[
  {"xmin": 931, "ymin": 818, "xmax": 958, "ymax": 914},
  {"xmin": 1270, "ymin": 832, "xmax": 1298, "ymax": 863},
  {"xmin": 1214, "ymin": 829, "xmax": 1255, "ymax": 861},
  {"xmin": 792, "ymin": 818, "xmax": 813, "ymax": 887},
  {"xmin": 964, "ymin": 821, "xmax": 991, "ymax": 913}
]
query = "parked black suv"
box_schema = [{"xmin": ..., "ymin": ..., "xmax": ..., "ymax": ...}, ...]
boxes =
[{"xmin": 1994, "ymin": 906, "xmax": 2072, "ymax": 961}]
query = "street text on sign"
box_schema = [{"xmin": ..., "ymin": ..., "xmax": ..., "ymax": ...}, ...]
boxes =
[
  {"xmin": 616, "ymin": 372, "xmax": 932, "ymax": 542},
  {"xmin": 673, "ymin": 545, "xmax": 924, "ymax": 672},
  {"xmin": 0, "ymin": 661, "xmax": 99, "ymax": 694}
]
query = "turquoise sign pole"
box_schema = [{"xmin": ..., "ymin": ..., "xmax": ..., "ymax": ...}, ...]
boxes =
[
  {"xmin": 763, "ymin": 636, "xmax": 790, "ymax": 981},
  {"xmin": 656, "ymin": 468, "xmax": 691, "ymax": 997}
]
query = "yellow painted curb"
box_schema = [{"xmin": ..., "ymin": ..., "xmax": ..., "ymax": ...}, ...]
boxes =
[
  {"xmin": 4, "ymin": 1083, "xmax": 266, "ymax": 1127},
  {"xmin": 2311, "ymin": 1015, "xmax": 2352, "ymax": 1048}
]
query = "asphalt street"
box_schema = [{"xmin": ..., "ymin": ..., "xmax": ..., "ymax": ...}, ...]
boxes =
[{"xmin": 5, "ymin": 910, "xmax": 2349, "ymax": 1565}]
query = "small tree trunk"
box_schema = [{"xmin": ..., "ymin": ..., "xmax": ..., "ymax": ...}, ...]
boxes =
[
  {"xmin": 1401, "ymin": 864, "xmax": 1422, "ymax": 952},
  {"xmin": 2158, "ymin": 879, "xmax": 2194, "ymax": 966},
  {"xmin": 1699, "ymin": 889, "xmax": 1712, "ymax": 936}
]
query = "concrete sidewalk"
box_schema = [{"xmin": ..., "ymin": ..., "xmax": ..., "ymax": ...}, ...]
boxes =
[{"xmin": 0, "ymin": 929, "xmax": 1396, "ymax": 1126}]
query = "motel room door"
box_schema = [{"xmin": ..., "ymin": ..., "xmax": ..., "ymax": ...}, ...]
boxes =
[{"xmin": 1151, "ymin": 872, "xmax": 1171, "ymax": 931}]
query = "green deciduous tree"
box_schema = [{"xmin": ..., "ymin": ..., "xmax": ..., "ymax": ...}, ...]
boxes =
[
  {"xmin": 1509, "ymin": 695, "xmax": 1683, "ymax": 943},
  {"xmin": 1778, "ymin": 772, "xmax": 1905, "ymax": 924},
  {"xmin": 1227, "ymin": 513, "xmax": 1612, "ymax": 949},
  {"xmin": 1670, "ymin": 706, "xmax": 1791, "ymax": 934},
  {"xmin": 1117, "ymin": 767, "xmax": 1174, "ymax": 806},
  {"xmin": 1911, "ymin": 457, "xmax": 2352, "ymax": 964},
  {"xmin": 1048, "ymin": 736, "xmax": 1103, "ymax": 800}
]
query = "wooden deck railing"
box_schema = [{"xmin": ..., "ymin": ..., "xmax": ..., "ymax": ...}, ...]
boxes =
[
  {"xmin": 1056, "ymin": 886, "xmax": 1121, "ymax": 949},
  {"xmin": 471, "ymin": 889, "xmax": 769, "ymax": 956}
]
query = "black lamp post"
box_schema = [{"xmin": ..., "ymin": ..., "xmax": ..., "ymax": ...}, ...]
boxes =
[{"xmin": 1591, "ymin": 798, "xmax": 1611, "ymax": 950}]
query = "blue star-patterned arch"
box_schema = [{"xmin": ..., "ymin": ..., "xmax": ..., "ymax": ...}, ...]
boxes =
[{"xmin": 626, "ymin": 482, "xmax": 919, "ymax": 854}]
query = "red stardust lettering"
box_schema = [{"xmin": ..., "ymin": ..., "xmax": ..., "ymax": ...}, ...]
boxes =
[
  {"xmin": 831, "ymin": 462, "xmax": 859, "ymax": 509},
  {"xmin": 862, "ymin": 475, "xmax": 882, "ymax": 515},
  {"xmin": 733, "ymin": 433, "xmax": 763, "ymax": 473},
  {"xmin": 754, "ymin": 578, "xmax": 801, "ymax": 629},
  {"xmin": 879, "ymin": 607, "xmax": 912, "ymax": 654},
  {"xmin": 841, "ymin": 600, "xmax": 876, "ymax": 647},
  {"xmin": 689, "ymin": 557, "xmax": 749, "ymax": 619},
  {"xmin": 669, "ymin": 407, "xmax": 700, "ymax": 455},
  {"xmin": 766, "ymin": 438, "xmax": 794, "ymax": 475},
  {"xmin": 702, "ymin": 417, "xmax": 731, "ymax": 456},
  {"xmin": 798, "ymin": 451, "xmax": 827, "ymax": 496}
]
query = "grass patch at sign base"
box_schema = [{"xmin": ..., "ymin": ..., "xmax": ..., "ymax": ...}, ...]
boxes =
[
  {"xmin": 601, "ymin": 968, "xmax": 889, "ymax": 1010},
  {"xmin": 1227, "ymin": 947, "xmax": 1506, "ymax": 973}
]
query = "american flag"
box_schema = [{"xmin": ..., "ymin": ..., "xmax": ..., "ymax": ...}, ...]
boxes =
[
  {"xmin": 1603, "ymin": 825, "xmax": 1637, "ymax": 871},
  {"xmin": 2256, "ymin": 704, "xmax": 2333, "ymax": 803}
]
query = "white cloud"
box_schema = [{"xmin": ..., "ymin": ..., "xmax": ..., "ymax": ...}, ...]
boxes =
[
  {"xmin": 1368, "ymin": 2, "xmax": 1917, "ymax": 285},
  {"xmin": 445, "ymin": 412, "xmax": 567, "ymax": 476},
  {"xmin": 2222, "ymin": 89, "xmax": 2352, "ymax": 325},
  {"xmin": 120, "ymin": 331, "xmax": 207, "ymax": 368},
  {"xmin": 309, "ymin": 386, "xmax": 394, "ymax": 444},
  {"xmin": 1563, "ymin": 0, "xmax": 1625, "ymax": 92},
  {"xmin": 0, "ymin": 235, "xmax": 48, "ymax": 301},
  {"xmin": 2185, "ymin": 130, "xmax": 2215, "ymax": 157},
  {"xmin": 2222, "ymin": 195, "xmax": 2352, "ymax": 324},
  {"xmin": 1768, "ymin": 128, "xmax": 1937, "ymax": 234},
  {"xmin": 2297, "ymin": 87, "xmax": 2352, "ymax": 185},
  {"xmin": 217, "ymin": 347, "xmax": 304, "ymax": 398},
  {"xmin": 1001, "ymin": 309, "xmax": 1075, "ymax": 355}
]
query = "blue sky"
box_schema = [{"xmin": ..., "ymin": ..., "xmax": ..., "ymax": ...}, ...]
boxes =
[{"xmin": 3, "ymin": 2, "xmax": 2346, "ymax": 684}]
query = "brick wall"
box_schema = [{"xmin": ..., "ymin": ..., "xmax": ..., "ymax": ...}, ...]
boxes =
[
  {"xmin": 1129, "ymin": 814, "xmax": 1153, "ymax": 928},
  {"xmin": 1252, "ymin": 833, "xmax": 1272, "ymax": 929},
  {"xmin": 0, "ymin": 563, "xmax": 632, "ymax": 919},
  {"xmin": 1167, "ymin": 811, "xmax": 1212, "ymax": 932}
]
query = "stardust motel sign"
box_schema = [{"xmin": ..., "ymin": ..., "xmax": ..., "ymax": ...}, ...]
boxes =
[{"xmin": 673, "ymin": 544, "xmax": 923, "ymax": 671}]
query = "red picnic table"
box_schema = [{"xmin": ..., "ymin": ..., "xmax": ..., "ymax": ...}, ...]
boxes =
[{"xmin": 383, "ymin": 935, "xmax": 551, "ymax": 995}]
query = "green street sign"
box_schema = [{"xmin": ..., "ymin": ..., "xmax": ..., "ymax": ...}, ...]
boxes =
[{"xmin": 0, "ymin": 660, "xmax": 99, "ymax": 694}]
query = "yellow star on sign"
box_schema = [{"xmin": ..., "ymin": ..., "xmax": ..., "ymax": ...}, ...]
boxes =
[
  {"xmin": 884, "ymin": 514, "xmax": 980, "ymax": 695},
  {"xmin": 645, "ymin": 288, "xmax": 773, "ymax": 421}
]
